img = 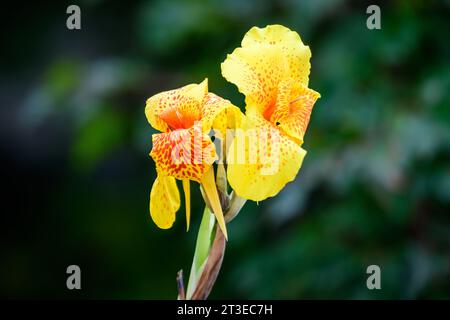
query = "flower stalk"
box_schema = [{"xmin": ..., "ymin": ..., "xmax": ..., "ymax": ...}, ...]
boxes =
[{"xmin": 181, "ymin": 167, "xmax": 246, "ymax": 299}]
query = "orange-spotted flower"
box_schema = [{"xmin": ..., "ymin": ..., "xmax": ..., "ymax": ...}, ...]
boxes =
[
  {"xmin": 145, "ymin": 79, "xmax": 240, "ymax": 239},
  {"xmin": 222, "ymin": 25, "xmax": 320, "ymax": 201}
]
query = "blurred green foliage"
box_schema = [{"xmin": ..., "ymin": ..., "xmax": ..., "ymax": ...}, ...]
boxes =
[{"xmin": 0, "ymin": 0, "xmax": 449, "ymax": 299}]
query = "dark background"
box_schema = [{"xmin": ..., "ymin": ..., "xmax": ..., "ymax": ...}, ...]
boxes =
[{"xmin": 0, "ymin": 0, "xmax": 449, "ymax": 299}]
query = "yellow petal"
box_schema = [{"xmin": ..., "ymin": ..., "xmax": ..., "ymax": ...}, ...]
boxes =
[
  {"xmin": 182, "ymin": 179, "xmax": 191, "ymax": 231},
  {"xmin": 242, "ymin": 25, "xmax": 311, "ymax": 87},
  {"xmin": 221, "ymin": 25, "xmax": 311, "ymax": 114},
  {"xmin": 201, "ymin": 93, "xmax": 244, "ymax": 162},
  {"xmin": 201, "ymin": 93, "xmax": 242, "ymax": 134},
  {"xmin": 145, "ymin": 79, "xmax": 208, "ymax": 132},
  {"xmin": 150, "ymin": 175, "xmax": 180, "ymax": 229},
  {"xmin": 221, "ymin": 44, "xmax": 285, "ymax": 114},
  {"xmin": 268, "ymin": 79, "xmax": 321, "ymax": 144},
  {"xmin": 200, "ymin": 167, "xmax": 228, "ymax": 240},
  {"xmin": 150, "ymin": 125, "xmax": 217, "ymax": 182},
  {"xmin": 227, "ymin": 113, "xmax": 306, "ymax": 201}
]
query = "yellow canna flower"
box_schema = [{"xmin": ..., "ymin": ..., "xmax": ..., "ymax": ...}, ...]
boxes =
[
  {"xmin": 145, "ymin": 79, "xmax": 241, "ymax": 239},
  {"xmin": 222, "ymin": 25, "xmax": 320, "ymax": 201}
]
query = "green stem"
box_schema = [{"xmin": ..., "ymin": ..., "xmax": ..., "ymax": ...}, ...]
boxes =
[{"xmin": 186, "ymin": 206, "xmax": 216, "ymax": 299}]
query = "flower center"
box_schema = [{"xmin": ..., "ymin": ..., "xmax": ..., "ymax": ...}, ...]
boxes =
[{"xmin": 159, "ymin": 104, "xmax": 201, "ymax": 130}]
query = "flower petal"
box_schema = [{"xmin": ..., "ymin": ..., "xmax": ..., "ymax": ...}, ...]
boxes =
[
  {"xmin": 182, "ymin": 179, "xmax": 191, "ymax": 231},
  {"xmin": 145, "ymin": 79, "xmax": 208, "ymax": 132},
  {"xmin": 242, "ymin": 25, "xmax": 311, "ymax": 86},
  {"xmin": 269, "ymin": 80, "xmax": 320, "ymax": 144},
  {"xmin": 221, "ymin": 25, "xmax": 311, "ymax": 114},
  {"xmin": 221, "ymin": 44, "xmax": 286, "ymax": 113},
  {"xmin": 201, "ymin": 93, "xmax": 242, "ymax": 133},
  {"xmin": 150, "ymin": 125, "xmax": 217, "ymax": 182},
  {"xmin": 201, "ymin": 93, "xmax": 244, "ymax": 162},
  {"xmin": 150, "ymin": 175, "xmax": 180, "ymax": 229},
  {"xmin": 226, "ymin": 113, "xmax": 306, "ymax": 201},
  {"xmin": 200, "ymin": 167, "xmax": 228, "ymax": 240}
]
